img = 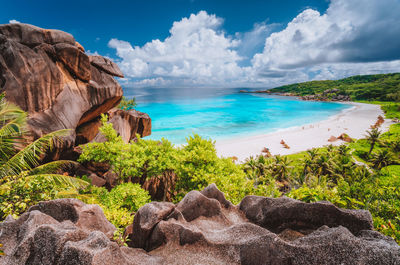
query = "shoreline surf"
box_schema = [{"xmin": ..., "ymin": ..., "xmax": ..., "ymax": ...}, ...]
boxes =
[{"xmin": 215, "ymin": 102, "xmax": 393, "ymax": 161}]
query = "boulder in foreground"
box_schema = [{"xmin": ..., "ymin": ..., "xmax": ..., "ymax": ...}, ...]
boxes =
[{"xmin": 1, "ymin": 184, "xmax": 399, "ymax": 265}]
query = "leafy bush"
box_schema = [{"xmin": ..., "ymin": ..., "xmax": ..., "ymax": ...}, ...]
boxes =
[
  {"xmin": 0, "ymin": 174, "xmax": 60, "ymax": 219},
  {"xmin": 79, "ymin": 117, "xmax": 252, "ymax": 204},
  {"xmin": 56, "ymin": 183, "xmax": 150, "ymax": 229},
  {"xmin": 103, "ymin": 183, "xmax": 151, "ymax": 213},
  {"xmin": 175, "ymin": 134, "xmax": 251, "ymax": 203},
  {"xmin": 0, "ymin": 94, "xmax": 88, "ymax": 220}
]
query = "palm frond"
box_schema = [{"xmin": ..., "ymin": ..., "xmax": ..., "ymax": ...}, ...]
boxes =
[
  {"xmin": 0, "ymin": 174, "xmax": 89, "ymax": 194},
  {"xmin": 0, "ymin": 129, "xmax": 72, "ymax": 178},
  {"xmin": 0, "ymin": 119, "xmax": 27, "ymax": 161},
  {"xmin": 0, "ymin": 100, "xmax": 27, "ymax": 127},
  {"xmin": 0, "ymin": 117, "xmax": 25, "ymax": 137},
  {"xmin": 23, "ymin": 174, "xmax": 89, "ymax": 190},
  {"xmin": 0, "ymin": 97, "xmax": 27, "ymax": 162},
  {"xmin": 27, "ymin": 160, "xmax": 79, "ymax": 175}
]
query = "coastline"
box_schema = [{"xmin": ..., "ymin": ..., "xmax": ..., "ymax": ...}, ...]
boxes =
[{"xmin": 215, "ymin": 102, "xmax": 393, "ymax": 161}]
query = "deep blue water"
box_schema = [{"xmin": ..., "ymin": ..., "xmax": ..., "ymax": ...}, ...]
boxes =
[{"xmin": 124, "ymin": 87, "xmax": 350, "ymax": 144}]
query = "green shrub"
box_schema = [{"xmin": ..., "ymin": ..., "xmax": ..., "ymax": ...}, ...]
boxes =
[
  {"xmin": 0, "ymin": 174, "xmax": 62, "ymax": 219},
  {"xmin": 79, "ymin": 118, "xmax": 252, "ymax": 204},
  {"xmin": 103, "ymin": 183, "xmax": 151, "ymax": 213}
]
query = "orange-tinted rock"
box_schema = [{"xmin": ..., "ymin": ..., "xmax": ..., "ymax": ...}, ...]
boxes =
[
  {"xmin": 75, "ymin": 41, "xmax": 85, "ymax": 52},
  {"xmin": 103, "ymin": 170, "xmax": 118, "ymax": 189},
  {"xmin": 338, "ymin": 133, "xmax": 353, "ymax": 143},
  {"xmin": 328, "ymin": 135, "xmax": 338, "ymax": 142},
  {"xmin": 143, "ymin": 172, "xmax": 176, "ymax": 201},
  {"xmin": 88, "ymin": 173, "xmax": 106, "ymax": 187},
  {"xmin": 0, "ymin": 23, "xmax": 131, "ymax": 157},
  {"xmin": 89, "ymin": 55, "xmax": 124, "ymax": 78},
  {"xmin": 0, "ymin": 23, "xmax": 75, "ymax": 46},
  {"xmin": 92, "ymin": 109, "xmax": 152, "ymax": 143},
  {"xmin": 54, "ymin": 43, "xmax": 91, "ymax": 81}
]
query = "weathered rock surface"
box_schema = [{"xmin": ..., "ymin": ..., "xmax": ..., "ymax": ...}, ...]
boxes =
[
  {"xmin": 0, "ymin": 23, "xmax": 151, "ymax": 158},
  {"xmin": 92, "ymin": 108, "xmax": 152, "ymax": 143},
  {"xmin": 1, "ymin": 185, "xmax": 399, "ymax": 265},
  {"xmin": 0, "ymin": 199, "xmax": 162, "ymax": 265},
  {"xmin": 130, "ymin": 184, "xmax": 400, "ymax": 265}
]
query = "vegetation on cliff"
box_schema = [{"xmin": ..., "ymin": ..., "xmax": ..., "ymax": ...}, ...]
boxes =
[
  {"xmin": 0, "ymin": 93, "xmax": 399, "ymax": 244},
  {"xmin": 267, "ymin": 73, "xmax": 400, "ymax": 101}
]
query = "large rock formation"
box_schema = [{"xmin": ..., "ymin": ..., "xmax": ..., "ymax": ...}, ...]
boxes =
[
  {"xmin": 0, "ymin": 199, "xmax": 161, "ymax": 265},
  {"xmin": 0, "ymin": 23, "xmax": 151, "ymax": 157},
  {"xmin": 1, "ymin": 185, "xmax": 399, "ymax": 265}
]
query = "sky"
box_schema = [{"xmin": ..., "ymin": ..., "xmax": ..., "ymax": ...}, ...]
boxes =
[{"xmin": 2, "ymin": 0, "xmax": 400, "ymax": 89}]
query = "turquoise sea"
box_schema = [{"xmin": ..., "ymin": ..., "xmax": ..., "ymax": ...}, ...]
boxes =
[{"xmin": 125, "ymin": 88, "xmax": 351, "ymax": 144}]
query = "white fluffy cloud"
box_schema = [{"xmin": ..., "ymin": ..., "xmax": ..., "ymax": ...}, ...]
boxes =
[
  {"xmin": 109, "ymin": 11, "xmax": 250, "ymax": 87},
  {"xmin": 252, "ymin": 0, "xmax": 400, "ymax": 79},
  {"xmin": 109, "ymin": 0, "xmax": 400, "ymax": 88},
  {"xmin": 9, "ymin": 19, "xmax": 20, "ymax": 24}
]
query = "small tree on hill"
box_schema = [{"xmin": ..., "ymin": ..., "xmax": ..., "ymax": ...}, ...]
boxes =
[{"xmin": 365, "ymin": 128, "xmax": 381, "ymax": 156}]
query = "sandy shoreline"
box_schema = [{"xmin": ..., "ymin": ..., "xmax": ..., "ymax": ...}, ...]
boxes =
[{"xmin": 216, "ymin": 102, "xmax": 393, "ymax": 162}]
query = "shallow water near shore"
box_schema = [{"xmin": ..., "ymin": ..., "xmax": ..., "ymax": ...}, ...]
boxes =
[{"xmin": 127, "ymin": 88, "xmax": 351, "ymax": 144}]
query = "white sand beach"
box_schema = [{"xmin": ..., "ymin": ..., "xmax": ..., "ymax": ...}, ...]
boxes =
[{"xmin": 216, "ymin": 102, "xmax": 393, "ymax": 162}]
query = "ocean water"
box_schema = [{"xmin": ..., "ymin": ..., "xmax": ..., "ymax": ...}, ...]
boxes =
[{"xmin": 125, "ymin": 87, "xmax": 351, "ymax": 144}]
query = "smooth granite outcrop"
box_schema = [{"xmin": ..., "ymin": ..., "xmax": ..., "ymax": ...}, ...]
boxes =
[{"xmin": 0, "ymin": 23, "xmax": 151, "ymax": 159}]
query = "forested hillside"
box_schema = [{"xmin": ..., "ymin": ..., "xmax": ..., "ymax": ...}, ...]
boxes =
[{"xmin": 268, "ymin": 73, "xmax": 400, "ymax": 101}]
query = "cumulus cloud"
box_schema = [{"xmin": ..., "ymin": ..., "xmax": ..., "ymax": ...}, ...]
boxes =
[
  {"xmin": 252, "ymin": 0, "xmax": 400, "ymax": 77},
  {"xmin": 9, "ymin": 19, "xmax": 20, "ymax": 24},
  {"xmin": 109, "ymin": 0, "xmax": 400, "ymax": 88},
  {"xmin": 109, "ymin": 11, "xmax": 249, "ymax": 87}
]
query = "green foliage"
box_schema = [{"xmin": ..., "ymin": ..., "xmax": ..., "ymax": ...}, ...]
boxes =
[
  {"xmin": 243, "ymin": 106, "xmax": 400, "ymax": 243},
  {"xmin": 175, "ymin": 134, "xmax": 251, "ymax": 203},
  {"xmin": 118, "ymin": 96, "xmax": 136, "ymax": 110},
  {"xmin": 79, "ymin": 118, "xmax": 252, "ymax": 205},
  {"xmin": 365, "ymin": 128, "xmax": 381, "ymax": 155},
  {"xmin": 0, "ymin": 94, "xmax": 89, "ymax": 220},
  {"xmin": 56, "ymin": 183, "xmax": 150, "ymax": 229},
  {"xmin": 288, "ymin": 185, "xmax": 346, "ymax": 207},
  {"xmin": 97, "ymin": 183, "xmax": 150, "ymax": 228},
  {"xmin": 0, "ymin": 174, "xmax": 63, "ymax": 219},
  {"xmin": 103, "ymin": 183, "xmax": 151, "ymax": 213},
  {"xmin": 268, "ymin": 73, "xmax": 400, "ymax": 101},
  {"xmin": 370, "ymin": 149, "xmax": 397, "ymax": 169}
]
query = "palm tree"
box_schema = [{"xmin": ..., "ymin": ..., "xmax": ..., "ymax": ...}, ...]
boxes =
[
  {"xmin": 244, "ymin": 156, "xmax": 258, "ymax": 174},
  {"xmin": 391, "ymin": 140, "xmax": 400, "ymax": 153},
  {"xmin": 0, "ymin": 94, "xmax": 87, "ymax": 191},
  {"xmin": 370, "ymin": 150, "xmax": 395, "ymax": 169},
  {"xmin": 365, "ymin": 128, "xmax": 381, "ymax": 156},
  {"xmin": 270, "ymin": 155, "xmax": 292, "ymax": 182},
  {"xmin": 306, "ymin": 149, "xmax": 319, "ymax": 160},
  {"xmin": 314, "ymin": 154, "xmax": 331, "ymax": 177},
  {"xmin": 244, "ymin": 155, "xmax": 270, "ymax": 187},
  {"xmin": 337, "ymin": 144, "xmax": 350, "ymax": 156},
  {"xmin": 329, "ymin": 155, "xmax": 356, "ymax": 181}
]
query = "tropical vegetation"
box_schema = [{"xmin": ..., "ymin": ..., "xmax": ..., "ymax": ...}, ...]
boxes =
[
  {"xmin": 268, "ymin": 73, "xmax": 400, "ymax": 101},
  {"xmin": 0, "ymin": 85, "xmax": 399, "ymax": 245}
]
